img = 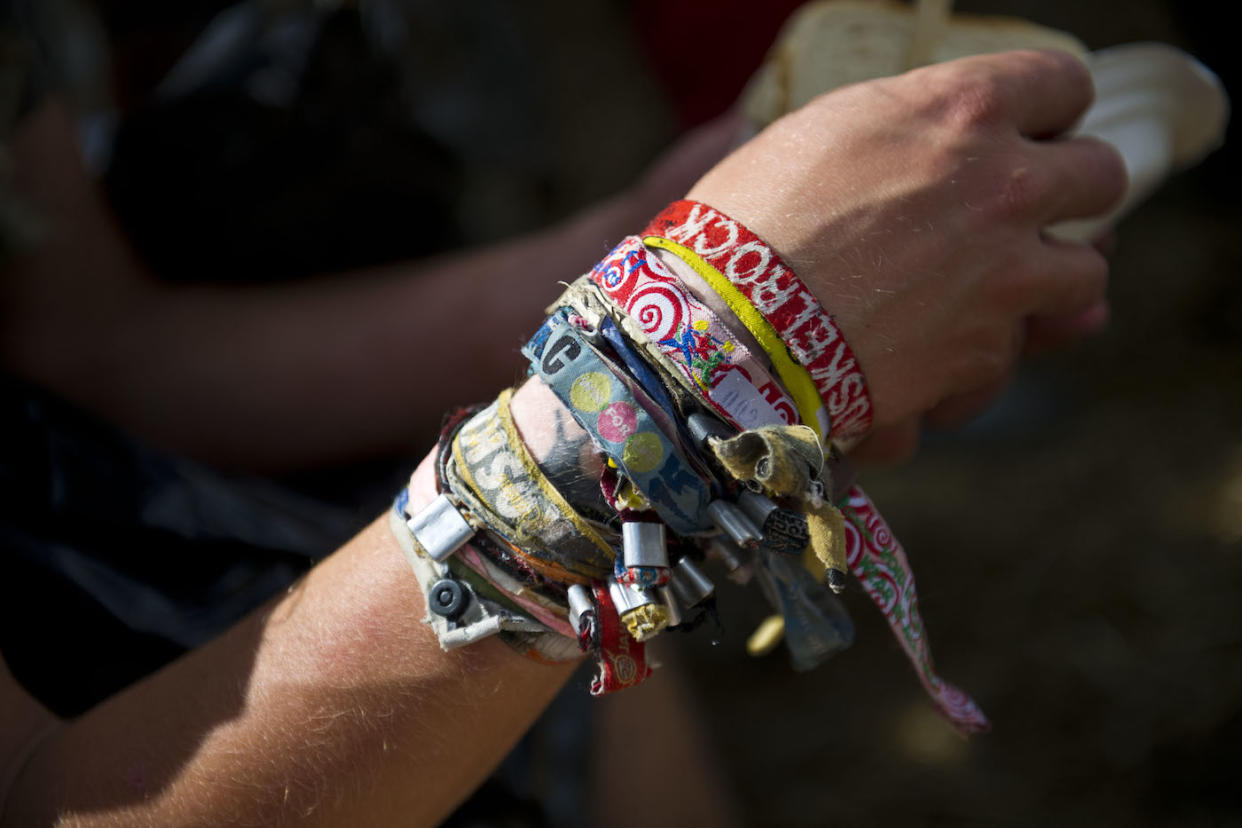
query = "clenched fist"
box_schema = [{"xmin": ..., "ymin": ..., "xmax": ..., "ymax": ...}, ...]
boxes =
[{"xmin": 689, "ymin": 50, "xmax": 1127, "ymax": 448}]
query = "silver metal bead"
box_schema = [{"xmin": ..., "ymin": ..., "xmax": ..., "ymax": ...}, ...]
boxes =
[
  {"xmin": 406, "ymin": 493, "xmax": 474, "ymax": 562},
  {"xmin": 686, "ymin": 412, "xmax": 735, "ymax": 448},
  {"xmin": 670, "ymin": 557, "xmax": 716, "ymax": 608},
  {"xmin": 709, "ymin": 538, "xmax": 744, "ymax": 571},
  {"xmin": 567, "ymin": 583, "xmax": 594, "ymax": 636},
  {"xmin": 707, "ymin": 499, "xmax": 762, "ymax": 549},
  {"xmin": 608, "ymin": 579, "xmax": 657, "ymax": 614},
  {"xmin": 658, "ymin": 586, "xmax": 684, "ymax": 628},
  {"xmin": 622, "ymin": 521, "xmax": 669, "ymax": 569},
  {"xmin": 737, "ymin": 489, "xmax": 780, "ymax": 527}
]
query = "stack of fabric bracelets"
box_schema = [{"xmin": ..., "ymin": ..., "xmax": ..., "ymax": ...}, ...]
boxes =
[{"xmin": 390, "ymin": 200, "xmax": 990, "ymax": 736}]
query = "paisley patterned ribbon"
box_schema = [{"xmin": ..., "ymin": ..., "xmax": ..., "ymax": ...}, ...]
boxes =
[
  {"xmin": 842, "ymin": 486, "xmax": 990, "ymax": 734},
  {"xmin": 644, "ymin": 200, "xmax": 872, "ymax": 441}
]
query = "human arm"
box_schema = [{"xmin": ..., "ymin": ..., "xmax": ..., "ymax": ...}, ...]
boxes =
[
  {"xmin": 2, "ymin": 509, "xmax": 573, "ymax": 827},
  {"xmin": 1, "ymin": 51, "xmax": 1126, "ymax": 825},
  {"xmin": 688, "ymin": 49, "xmax": 1124, "ymax": 456},
  {"xmin": 0, "ymin": 98, "xmax": 742, "ymax": 471},
  {"xmin": 0, "ymin": 375, "xmax": 602, "ymax": 827}
]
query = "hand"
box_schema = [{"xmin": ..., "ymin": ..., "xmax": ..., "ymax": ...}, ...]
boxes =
[{"xmin": 687, "ymin": 50, "xmax": 1127, "ymax": 434}]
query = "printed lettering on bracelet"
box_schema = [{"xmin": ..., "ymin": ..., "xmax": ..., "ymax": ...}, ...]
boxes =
[
  {"xmin": 589, "ymin": 236, "xmax": 798, "ymax": 432},
  {"xmin": 524, "ymin": 311, "xmax": 711, "ymax": 535},
  {"xmin": 452, "ymin": 400, "xmax": 614, "ymax": 580},
  {"xmin": 643, "ymin": 202, "xmax": 873, "ymax": 440}
]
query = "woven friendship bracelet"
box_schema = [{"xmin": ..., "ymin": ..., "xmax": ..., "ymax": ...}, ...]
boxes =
[
  {"xmin": 752, "ymin": 548, "xmax": 854, "ymax": 671},
  {"xmin": 396, "ymin": 200, "xmax": 989, "ymax": 734},
  {"xmin": 523, "ymin": 309, "xmax": 714, "ymax": 536},
  {"xmin": 431, "ymin": 409, "xmax": 657, "ymax": 672},
  {"xmin": 587, "ymin": 581, "xmax": 652, "ymax": 694},
  {"xmin": 643, "ymin": 236, "xmax": 832, "ymax": 444},
  {"xmin": 446, "ymin": 437, "xmax": 593, "ymax": 587},
  {"xmin": 643, "ymin": 200, "xmax": 873, "ymax": 441},
  {"xmin": 489, "ymin": 389, "xmax": 616, "ymax": 571},
  {"xmin": 586, "ymin": 236, "xmax": 808, "ymax": 433}
]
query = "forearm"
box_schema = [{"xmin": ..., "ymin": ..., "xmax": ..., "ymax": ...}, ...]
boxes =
[
  {"xmin": 76, "ymin": 197, "xmax": 638, "ymax": 470},
  {"xmin": 0, "ymin": 50, "xmax": 1130, "ymax": 825},
  {"xmin": 1, "ymin": 98, "xmax": 668, "ymax": 470},
  {"xmin": 4, "ymin": 484, "xmax": 574, "ymax": 827}
]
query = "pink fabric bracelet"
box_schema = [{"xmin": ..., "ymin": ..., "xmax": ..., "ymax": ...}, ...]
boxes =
[{"xmin": 589, "ymin": 235, "xmax": 801, "ymax": 431}]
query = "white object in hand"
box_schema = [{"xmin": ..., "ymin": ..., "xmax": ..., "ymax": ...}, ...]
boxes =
[{"xmin": 1047, "ymin": 43, "xmax": 1230, "ymax": 242}]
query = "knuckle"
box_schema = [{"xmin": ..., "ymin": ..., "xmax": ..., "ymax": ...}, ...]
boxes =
[
  {"xmin": 959, "ymin": 156, "xmax": 1049, "ymax": 223},
  {"xmin": 932, "ymin": 70, "xmax": 1007, "ymax": 129},
  {"xmin": 1009, "ymin": 48, "xmax": 1093, "ymax": 104},
  {"xmin": 994, "ymin": 162, "xmax": 1049, "ymax": 218}
]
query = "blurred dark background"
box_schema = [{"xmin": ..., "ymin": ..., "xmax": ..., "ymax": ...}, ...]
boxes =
[
  {"xmin": 672, "ymin": 3, "xmax": 1242, "ymax": 827},
  {"xmin": 3, "ymin": 0, "xmax": 1240, "ymax": 825}
]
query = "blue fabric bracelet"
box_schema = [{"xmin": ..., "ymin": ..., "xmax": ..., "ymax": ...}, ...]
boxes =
[{"xmin": 523, "ymin": 310, "xmax": 713, "ymax": 535}]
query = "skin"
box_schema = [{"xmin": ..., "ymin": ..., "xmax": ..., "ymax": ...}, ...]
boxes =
[
  {"xmin": 689, "ymin": 50, "xmax": 1126, "ymax": 457},
  {"xmin": 0, "ymin": 99, "xmax": 743, "ymax": 471},
  {"xmin": 1, "ymin": 51, "xmax": 1126, "ymax": 825}
]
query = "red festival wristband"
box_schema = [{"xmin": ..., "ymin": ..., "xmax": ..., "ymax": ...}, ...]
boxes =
[{"xmin": 643, "ymin": 200, "xmax": 873, "ymax": 441}]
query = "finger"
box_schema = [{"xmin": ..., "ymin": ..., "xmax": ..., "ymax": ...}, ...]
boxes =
[
  {"xmin": 946, "ymin": 49, "xmax": 1095, "ymax": 138},
  {"xmin": 846, "ymin": 418, "xmax": 921, "ymax": 465},
  {"xmin": 1032, "ymin": 136, "xmax": 1128, "ymax": 224},
  {"xmin": 1028, "ymin": 236, "xmax": 1110, "ymax": 317},
  {"xmin": 1092, "ymin": 229, "xmax": 1118, "ymax": 257},
  {"xmin": 924, "ymin": 376, "xmax": 1011, "ymax": 429},
  {"xmin": 1024, "ymin": 300, "xmax": 1111, "ymax": 354}
]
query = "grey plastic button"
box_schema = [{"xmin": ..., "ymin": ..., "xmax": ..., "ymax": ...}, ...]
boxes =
[{"xmin": 428, "ymin": 578, "xmax": 467, "ymax": 619}]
